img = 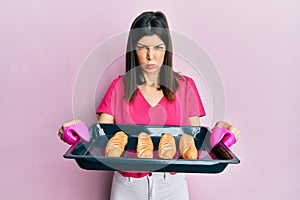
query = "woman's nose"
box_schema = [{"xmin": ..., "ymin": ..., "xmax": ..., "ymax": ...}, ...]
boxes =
[{"xmin": 146, "ymin": 48, "xmax": 154, "ymax": 60}]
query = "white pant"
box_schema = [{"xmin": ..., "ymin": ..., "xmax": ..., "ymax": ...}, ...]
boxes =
[{"xmin": 110, "ymin": 171, "xmax": 189, "ymax": 200}]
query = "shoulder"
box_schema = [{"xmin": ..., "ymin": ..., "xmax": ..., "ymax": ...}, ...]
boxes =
[
  {"xmin": 111, "ymin": 76, "xmax": 124, "ymax": 84},
  {"xmin": 109, "ymin": 76, "xmax": 125, "ymax": 88},
  {"xmin": 176, "ymin": 74, "xmax": 196, "ymax": 86},
  {"xmin": 104, "ymin": 76, "xmax": 125, "ymax": 95},
  {"xmin": 175, "ymin": 74, "xmax": 199, "ymax": 95}
]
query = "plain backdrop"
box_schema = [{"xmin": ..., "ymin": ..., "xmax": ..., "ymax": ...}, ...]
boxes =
[{"xmin": 0, "ymin": 0, "xmax": 299, "ymax": 200}]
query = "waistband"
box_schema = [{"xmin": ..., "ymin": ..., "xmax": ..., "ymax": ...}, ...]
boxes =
[
  {"xmin": 118, "ymin": 171, "xmax": 151, "ymax": 178},
  {"xmin": 118, "ymin": 171, "xmax": 177, "ymax": 178}
]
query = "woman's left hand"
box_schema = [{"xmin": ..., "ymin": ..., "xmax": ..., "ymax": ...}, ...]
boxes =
[{"xmin": 215, "ymin": 121, "xmax": 241, "ymax": 142}]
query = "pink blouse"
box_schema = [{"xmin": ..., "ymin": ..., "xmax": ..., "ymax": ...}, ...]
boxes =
[{"xmin": 96, "ymin": 75, "xmax": 206, "ymax": 125}]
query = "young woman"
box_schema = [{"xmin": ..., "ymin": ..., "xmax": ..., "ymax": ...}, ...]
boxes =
[{"xmin": 96, "ymin": 11, "xmax": 240, "ymax": 200}]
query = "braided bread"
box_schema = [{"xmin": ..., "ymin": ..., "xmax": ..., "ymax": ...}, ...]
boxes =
[
  {"xmin": 158, "ymin": 133, "xmax": 176, "ymax": 159},
  {"xmin": 137, "ymin": 132, "xmax": 154, "ymax": 158},
  {"xmin": 105, "ymin": 131, "xmax": 128, "ymax": 157},
  {"xmin": 179, "ymin": 134, "xmax": 198, "ymax": 160}
]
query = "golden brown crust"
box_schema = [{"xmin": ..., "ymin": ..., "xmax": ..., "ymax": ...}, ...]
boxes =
[
  {"xmin": 179, "ymin": 134, "xmax": 198, "ymax": 160},
  {"xmin": 105, "ymin": 131, "xmax": 128, "ymax": 157},
  {"xmin": 137, "ymin": 132, "xmax": 154, "ymax": 158},
  {"xmin": 158, "ymin": 133, "xmax": 176, "ymax": 159}
]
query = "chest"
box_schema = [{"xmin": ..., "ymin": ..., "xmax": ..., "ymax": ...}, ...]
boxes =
[{"xmin": 137, "ymin": 85, "xmax": 164, "ymax": 107}]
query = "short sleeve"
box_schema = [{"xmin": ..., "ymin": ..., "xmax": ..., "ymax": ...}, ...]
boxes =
[
  {"xmin": 96, "ymin": 77, "xmax": 121, "ymax": 116},
  {"xmin": 185, "ymin": 76, "xmax": 206, "ymax": 117}
]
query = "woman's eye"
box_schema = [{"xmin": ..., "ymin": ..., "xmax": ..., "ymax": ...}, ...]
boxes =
[
  {"xmin": 136, "ymin": 45, "xmax": 165, "ymax": 51},
  {"xmin": 136, "ymin": 46, "xmax": 147, "ymax": 50},
  {"xmin": 154, "ymin": 46, "xmax": 165, "ymax": 50}
]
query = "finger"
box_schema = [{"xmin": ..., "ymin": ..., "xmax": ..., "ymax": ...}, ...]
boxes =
[
  {"xmin": 58, "ymin": 127, "xmax": 64, "ymax": 139},
  {"xmin": 215, "ymin": 121, "xmax": 232, "ymax": 129},
  {"xmin": 63, "ymin": 119, "xmax": 81, "ymax": 127},
  {"xmin": 229, "ymin": 126, "xmax": 238, "ymax": 133},
  {"xmin": 235, "ymin": 130, "xmax": 241, "ymax": 141},
  {"xmin": 58, "ymin": 132, "xmax": 62, "ymax": 138},
  {"xmin": 228, "ymin": 126, "xmax": 240, "ymax": 140},
  {"xmin": 215, "ymin": 121, "xmax": 223, "ymax": 127}
]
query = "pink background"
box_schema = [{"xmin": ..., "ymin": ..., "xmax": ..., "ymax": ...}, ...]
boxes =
[{"xmin": 1, "ymin": 0, "xmax": 299, "ymax": 199}]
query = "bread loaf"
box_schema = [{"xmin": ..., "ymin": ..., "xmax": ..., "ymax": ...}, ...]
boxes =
[
  {"xmin": 179, "ymin": 134, "xmax": 198, "ymax": 160},
  {"xmin": 137, "ymin": 132, "xmax": 154, "ymax": 158},
  {"xmin": 158, "ymin": 133, "xmax": 176, "ymax": 159},
  {"xmin": 105, "ymin": 131, "xmax": 128, "ymax": 157}
]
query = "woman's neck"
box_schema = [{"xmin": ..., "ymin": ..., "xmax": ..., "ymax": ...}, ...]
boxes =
[{"xmin": 142, "ymin": 72, "xmax": 159, "ymax": 85}]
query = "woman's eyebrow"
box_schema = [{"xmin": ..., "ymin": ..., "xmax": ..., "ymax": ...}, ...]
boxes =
[
  {"xmin": 136, "ymin": 43, "xmax": 147, "ymax": 47},
  {"xmin": 136, "ymin": 43, "xmax": 165, "ymax": 47},
  {"xmin": 155, "ymin": 44, "xmax": 165, "ymax": 47}
]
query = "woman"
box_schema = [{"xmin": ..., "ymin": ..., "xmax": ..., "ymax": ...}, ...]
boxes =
[
  {"xmin": 96, "ymin": 11, "xmax": 239, "ymax": 200},
  {"xmin": 97, "ymin": 11, "xmax": 205, "ymax": 127}
]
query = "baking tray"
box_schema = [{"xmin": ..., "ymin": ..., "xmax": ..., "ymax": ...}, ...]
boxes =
[{"xmin": 63, "ymin": 124, "xmax": 240, "ymax": 173}]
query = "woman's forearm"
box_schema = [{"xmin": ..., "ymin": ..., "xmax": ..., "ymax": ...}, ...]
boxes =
[
  {"xmin": 188, "ymin": 116, "xmax": 200, "ymax": 126},
  {"xmin": 98, "ymin": 113, "xmax": 115, "ymax": 124}
]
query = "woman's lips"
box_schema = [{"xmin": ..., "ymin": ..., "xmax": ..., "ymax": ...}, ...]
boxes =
[{"xmin": 145, "ymin": 64, "xmax": 156, "ymax": 68}]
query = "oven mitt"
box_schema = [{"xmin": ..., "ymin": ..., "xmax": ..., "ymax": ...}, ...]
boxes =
[
  {"xmin": 210, "ymin": 126, "xmax": 236, "ymax": 148},
  {"xmin": 58, "ymin": 120, "xmax": 90, "ymax": 145}
]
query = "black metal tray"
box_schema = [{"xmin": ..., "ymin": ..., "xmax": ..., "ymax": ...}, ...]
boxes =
[{"xmin": 63, "ymin": 124, "xmax": 240, "ymax": 173}]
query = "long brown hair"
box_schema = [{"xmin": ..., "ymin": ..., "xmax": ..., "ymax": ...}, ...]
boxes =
[{"xmin": 124, "ymin": 11, "xmax": 183, "ymax": 103}]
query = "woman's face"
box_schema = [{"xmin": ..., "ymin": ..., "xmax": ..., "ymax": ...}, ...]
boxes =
[{"xmin": 135, "ymin": 34, "xmax": 166, "ymax": 75}]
